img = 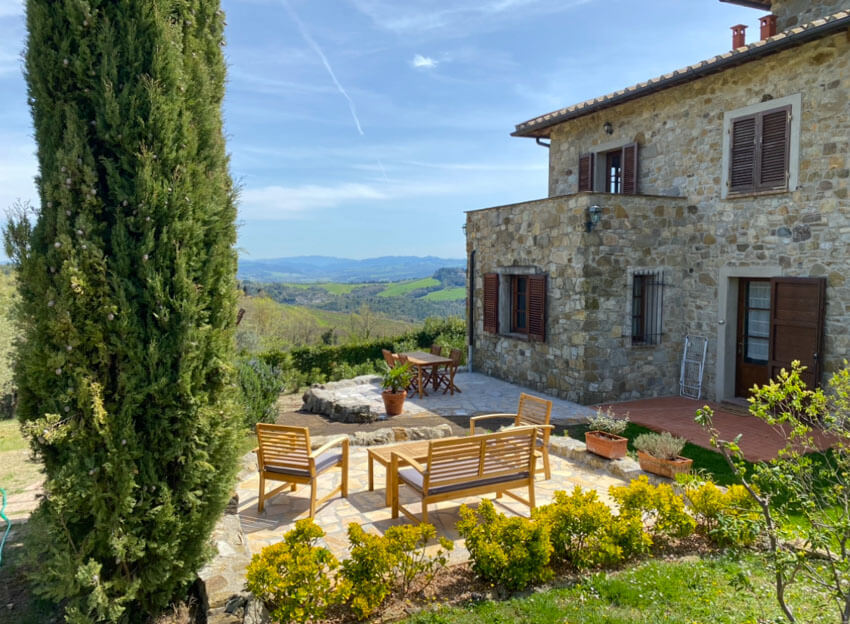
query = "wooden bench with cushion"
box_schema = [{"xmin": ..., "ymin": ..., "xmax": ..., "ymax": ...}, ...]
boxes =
[
  {"xmin": 255, "ymin": 424, "xmax": 349, "ymax": 518},
  {"xmin": 390, "ymin": 426, "xmax": 540, "ymax": 524},
  {"xmin": 469, "ymin": 392, "xmax": 554, "ymax": 479}
]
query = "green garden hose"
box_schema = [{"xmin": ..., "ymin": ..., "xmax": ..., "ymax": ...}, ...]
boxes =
[{"xmin": 0, "ymin": 487, "xmax": 10, "ymax": 566}]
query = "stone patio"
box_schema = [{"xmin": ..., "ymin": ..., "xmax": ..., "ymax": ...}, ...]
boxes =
[
  {"xmin": 234, "ymin": 445, "xmax": 628, "ymax": 565},
  {"xmin": 302, "ymin": 371, "xmax": 596, "ymax": 423}
]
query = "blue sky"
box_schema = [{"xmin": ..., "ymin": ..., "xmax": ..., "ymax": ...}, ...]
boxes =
[{"xmin": 0, "ymin": 0, "xmax": 761, "ymax": 260}]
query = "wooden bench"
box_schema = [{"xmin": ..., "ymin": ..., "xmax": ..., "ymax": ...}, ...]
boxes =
[
  {"xmin": 390, "ymin": 426, "xmax": 540, "ymax": 524},
  {"xmin": 469, "ymin": 393, "xmax": 554, "ymax": 479}
]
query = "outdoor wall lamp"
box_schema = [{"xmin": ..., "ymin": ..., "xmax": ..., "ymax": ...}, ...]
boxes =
[
  {"xmin": 586, "ymin": 204, "xmax": 602, "ymax": 232},
  {"xmin": 603, "ymin": 121, "xmax": 613, "ymax": 135}
]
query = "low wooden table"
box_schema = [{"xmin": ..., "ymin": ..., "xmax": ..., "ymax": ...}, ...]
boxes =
[
  {"xmin": 400, "ymin": 351, "xmax": 453, "ymax": 398},
  {"xmin": 367, "ymin": 440, "xmax": 434, "ymax": 507}
]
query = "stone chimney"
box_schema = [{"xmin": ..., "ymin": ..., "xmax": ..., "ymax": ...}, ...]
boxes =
[{"xmin": 731, "ymin": 24, "xmax": 748, "ymax": 49}]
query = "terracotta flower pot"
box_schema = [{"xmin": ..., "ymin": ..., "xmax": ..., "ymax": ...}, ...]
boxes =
[
  {"xmin": 637, "ymin": 450, "xmax": 693, "ymax": 479},
  {"xmin": 585, "ymin": 430, "xmax": 628, "ymax": 459},
  {"xmin": 381, "ymin": 390, "xmax": 406, "ymax": 416}
]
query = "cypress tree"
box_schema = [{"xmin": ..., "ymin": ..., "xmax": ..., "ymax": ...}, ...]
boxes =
[{"xmin": 6, "ymin": 1, "xmax": 239, "ymax": 620}]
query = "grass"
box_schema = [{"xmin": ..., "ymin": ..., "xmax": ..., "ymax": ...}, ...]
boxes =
[
  {"xmin": 378, "ymin": 277, "xmax": 440, "ymax": 297},
  {"xmin": 402, "ymin": 553, "xmax": 833, "ymax": 624},
  {"xmin": 0, "ymin": 419, "xmax": 42, "ymax": 497},
  {"xmin": 565, "ymin": 422, "xmax": 750, "ymax": 485},
  {"xmin": 423, "ymin": 287, "xmax": 466, "ymax": 301},
  {"xmin": 282, "ymin": 282, "xmax": 371, "ymax": 295}
]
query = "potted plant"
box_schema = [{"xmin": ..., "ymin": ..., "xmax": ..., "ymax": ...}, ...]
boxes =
[
  {"xmin": 633, "ymin": 431, "xmax": 693, "ymax": 479},
  {"xmin": 381, "ymin": 362, "xmax": 414, "ymax": 416},
  {"xmin": 584, "ymin": 407, "xmax": 629, "ymax": 459}
]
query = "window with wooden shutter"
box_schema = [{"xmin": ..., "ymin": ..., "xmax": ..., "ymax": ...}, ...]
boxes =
[
  {"xmin": 483, "ymin": 273, "xmax": 499, "ymax": 334},
  {"xmin": 578, "ymin": 153, "xmax": 593, "ymax": 192},
  {"xmin": 728, "ymin": 105, "xmax": 790, "ymax": 194},
  {"xmin": 621, "ymin": 142, "xmax": 638, "ymax": 194},
  {"xmin": 527, "ymin": 275, "xmax": 546, "ymax": 342}
]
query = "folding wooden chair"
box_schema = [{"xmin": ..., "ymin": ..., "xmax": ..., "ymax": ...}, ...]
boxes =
[{"xmin": 434, "ymin": 348, "xmax": 463, "ymax": 395}]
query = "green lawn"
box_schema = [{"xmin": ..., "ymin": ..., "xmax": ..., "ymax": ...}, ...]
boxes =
[
  {"xmin": 0, "ymin": 419, "xmax": 42, "ymax": 497},
  {"xmin": 378, "ymin": 277, "xmax": 440, "ymax": 297},
  {"xmin": 423, "ymin": 287, "xmax": 466, "ymax": 301},
  {"xmin": 402, "ymin": 553, "xmax": 832, "ymax": 624}
]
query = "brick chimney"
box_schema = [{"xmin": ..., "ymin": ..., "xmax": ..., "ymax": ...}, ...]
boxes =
[
  {"xmin": 760, "ymin": 14, "xmax": 777, "ymax": 39},
  {"xmin": 731, "ymin": 24, "xmax": 748, "ymax": 49}
]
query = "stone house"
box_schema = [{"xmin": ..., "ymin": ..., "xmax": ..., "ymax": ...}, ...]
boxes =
[{"xmin": 466, "ymin": 0, "xmax": 850, "ymax": 405}]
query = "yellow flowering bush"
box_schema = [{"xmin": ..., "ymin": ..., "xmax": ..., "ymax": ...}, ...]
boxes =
[
  {"xmin": 611, "ymin": 476, "xmax": 696, "ymax": 542},
  {"xmin": 245, "ymin": 519, "xmax": 347, "ymax": 623}
]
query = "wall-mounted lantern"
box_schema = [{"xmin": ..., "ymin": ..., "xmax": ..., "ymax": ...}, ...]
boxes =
[
  {"xmin": 585, "ymin": 204, "xmax": 602, "ymax": 232},
  {"xmin": 603, "ymin": 121, "xmax": 613, "ymax": 135}
]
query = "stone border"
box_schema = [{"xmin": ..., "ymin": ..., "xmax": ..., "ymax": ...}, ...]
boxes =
[{"xmin": 549, "ymin": 435, "xmax": 672, "ymax": 485}]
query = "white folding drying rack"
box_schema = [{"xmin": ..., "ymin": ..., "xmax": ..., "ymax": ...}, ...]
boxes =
[{"xmin": 679, "ymin": 335, "xmax": 708, "ymax": 399}]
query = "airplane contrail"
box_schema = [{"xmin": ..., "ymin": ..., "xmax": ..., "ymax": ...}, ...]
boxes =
[{"xmin": 281, "ymin": 0, "xmax": 365, "ymax": 136}]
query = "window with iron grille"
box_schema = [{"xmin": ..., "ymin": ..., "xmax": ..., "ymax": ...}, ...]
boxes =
[{"xmin": 631, "ymin": 270, "xmax": 664, "ymax": 345}]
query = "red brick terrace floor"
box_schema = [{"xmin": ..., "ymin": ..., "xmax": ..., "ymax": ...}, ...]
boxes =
[{"xmin": 597, "ymin": 396, "xmax": 836, "ymax": 462}]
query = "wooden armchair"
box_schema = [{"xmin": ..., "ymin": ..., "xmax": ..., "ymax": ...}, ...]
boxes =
[
  {"xmin": 255, "ymin": 424, "xmax": 349, "ymax": 518},
  {"xmin": 469, "ymin": 393, "xmax": 553, "ymax": 479}
]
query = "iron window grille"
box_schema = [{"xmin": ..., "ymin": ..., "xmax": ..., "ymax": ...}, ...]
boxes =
[{"xmin": 632, "ymin": 270, "xmax": 664, "ymax": 345}]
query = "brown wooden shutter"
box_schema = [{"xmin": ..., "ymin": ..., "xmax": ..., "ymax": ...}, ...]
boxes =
[
  {"xmin": 768, "ymin": 277, "xmax": 826, "ymax": 388},
  {"xmin": 483, "ymin": 273, "xmax": 499, "ymax": 334},
  {"xmin": 757, "ymin": 106, "xmax": 790, "ymax": 191},
  {"xmin": 527, "ymin": 274, "xmax": 546, "ymax": 342},
  {"xmin": 729, "ymin": 115, "xmax": 757, "ymax": 193},
  {"xmin": 621, "ymin": 142, "xmax": 638, "ymax": 194},
  {"xmin": 578, "ymin": 153, "xmax": 593, "ymax": 192}
]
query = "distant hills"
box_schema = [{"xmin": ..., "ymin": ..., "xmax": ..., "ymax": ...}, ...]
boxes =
[{"xmin": 237, "ymin": 255, "xmax": 466, "ymax": 283}]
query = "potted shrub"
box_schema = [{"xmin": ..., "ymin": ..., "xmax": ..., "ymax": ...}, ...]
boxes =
[
  {"xmin": 381, "ymin": 362, "xmax": 413, "ymax": 416},
  {"xmin": 584, "ymin": 407, "xmax": 629, "ymax": 459},
  {"xmin": 633, "ymin": 431, "xmax": 693, "ymax": 479}
]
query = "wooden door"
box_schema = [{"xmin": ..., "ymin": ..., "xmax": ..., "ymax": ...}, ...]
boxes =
[
  {"xmin": 735, "ymin": 279, "xmax": 771, "ymax": 397},
  {"xmin": 769, "ymin": 277, "xmax": 826, "ymax": 389}
]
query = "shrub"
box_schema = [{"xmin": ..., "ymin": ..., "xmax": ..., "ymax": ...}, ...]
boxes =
[
  {"xmin": 236, "ymin": 357, "xmax": 284, "ymax": 428},
  {"xmin": 610, "ymin": 476, "xmax": 695, "ymax": 542},
  {"xmin": 245, "ymin": 519, "xmax": 346, "ymax": 624},
  {"xmin": 342, "ymin": 522, "xmax": 452, "ymax": 619},
  {"xmin": 587, "ymin": 407, "xmax": 629, "ymax": 436},
  {"xmin": 684, "ymin": 481, "xmax": 762, "ymax": 547},
  {"xmin": 533, "ymin": 487, "xmax": 650, "ymax": 569},
  {"xmin": 7, "ymin": 1, "xmax": 240, "ymax": 617},
  {"xmin": 382, "ymin": 362, "xmax": 414, "ymax": 393},
  {"xmin": 457, "ymin": 499, "xmax": 552, "ymax": 590},
  {"xmin": 633, "ymin": 431, "xmax": 687, "ymax": 460}
]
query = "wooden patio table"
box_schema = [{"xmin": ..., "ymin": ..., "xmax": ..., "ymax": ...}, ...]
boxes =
[
  {"xmin": 399, "ymin": 351, "xmax": 453, "ymax": 398},
  {"xmin": 367, "ymin": 439, "xmax": 450, "ymax": 507}
]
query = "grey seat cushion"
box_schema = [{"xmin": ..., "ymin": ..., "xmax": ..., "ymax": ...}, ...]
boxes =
[
  {"xmin": 398, "ymin": 467, "xmax": 529, "ymax": 496},
  {"xmin": 265, "ymin": 450, "xmax": 342, "ymax": 478}
]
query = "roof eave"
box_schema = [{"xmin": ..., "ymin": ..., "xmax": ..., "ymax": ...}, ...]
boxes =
[
  {"xmin": 512, "ymin": 12, "xmax": 850, "ymax": 139},
  {"xmin": 718, "ymin": 0, "xmax": 772, "ymax": 10}
]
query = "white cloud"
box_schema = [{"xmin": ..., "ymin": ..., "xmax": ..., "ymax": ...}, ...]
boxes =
[
  {"xmin": 411, "ymin": 54, "xmax": 437, "ymax": 69},
  {"xmin": 239, "ymin": 183, "xmax": 388, "ymax": 219}
]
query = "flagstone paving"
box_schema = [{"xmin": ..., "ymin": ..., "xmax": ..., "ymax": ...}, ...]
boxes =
[
  {"xmin": 236, "ymin": 446, "xmax": 628, "ymax": 563},
  {"xmin": 308, "ymin": 371, "xmax": 596, "ymax": 423}
]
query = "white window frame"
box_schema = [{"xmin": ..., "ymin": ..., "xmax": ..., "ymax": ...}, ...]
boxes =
[{"xmin": 720, "ymin": 93, "xmax": 801, "ymax": 199}]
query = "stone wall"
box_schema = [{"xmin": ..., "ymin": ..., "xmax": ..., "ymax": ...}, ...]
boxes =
[
  {"xmin": 467, "ymin": 193, "xmax": 691, "ymax": 405},
  {"xmin": 772, "ymin": 0, "xmax": 850, "ymax": 30},
  {"xmin": 468, "ymin": 31, "xmax": 850, "ymax": 405}
]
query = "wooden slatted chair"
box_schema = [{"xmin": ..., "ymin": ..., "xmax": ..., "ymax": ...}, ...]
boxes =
[
  {"xmin": 390, "ymin": 426, "xmax": 538, "ymax": 524},
  {"xmin": 469, "ymin": 393, "xmax": 554, "ymax": 479},
  {"xmin": 434, "ymin": 348, "xmax": 463, "ymax": 395},
  {"xmin": 429, "ymin": 344, "xmax": 443, "ymax": 355},
  {"xmin": 396, "ymin": 353, "xmax": 419, "ymax": 396},
  {"xmin": 381, "ymin": 348, "xmax": 398, "ymax": 369},
  {"xmin": 255, "ymin": 424, "xmax": 349, "ymax": 518}
]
